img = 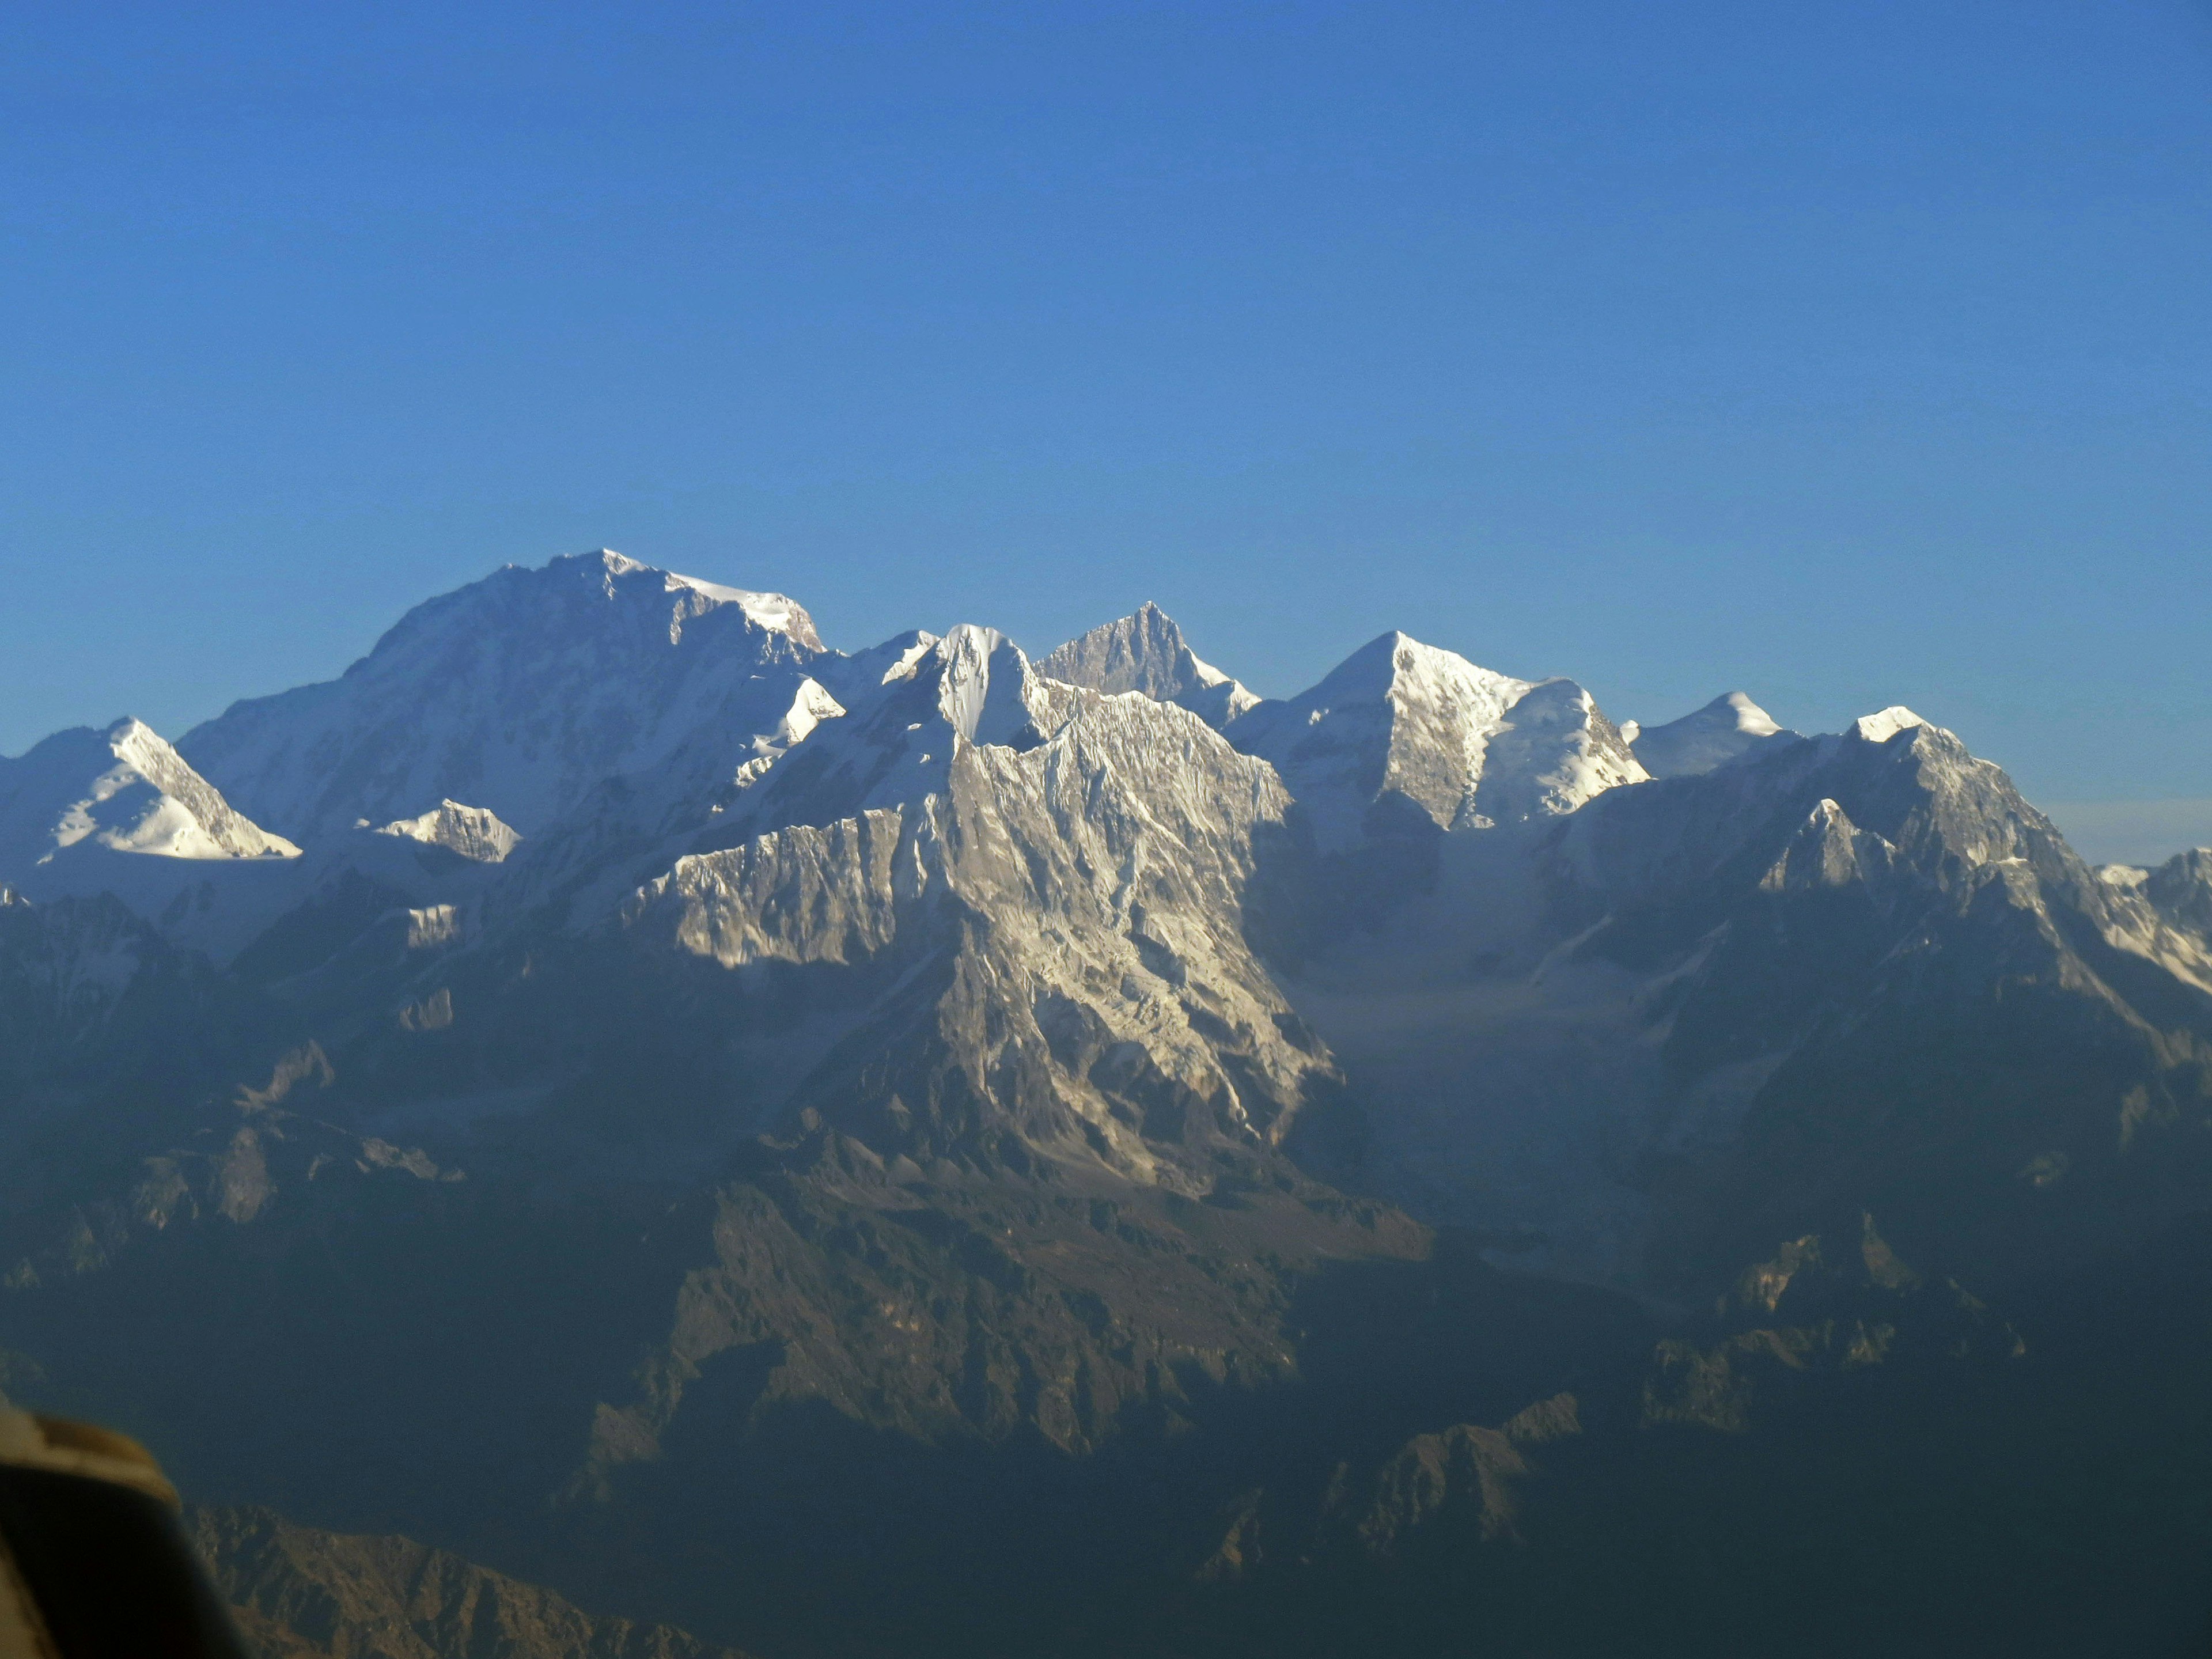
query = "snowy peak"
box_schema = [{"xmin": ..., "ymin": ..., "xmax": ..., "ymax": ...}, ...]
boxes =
[
  {"xmin": 820, "ymin": 630, "xmax": 941, "ymax": 703},
  {"xmin": 1851, "ymin": 706, "xmax": 1932, "ymax": 745},
  {"xmin": 1225, "ymin": 632, "xmax": 1535, "ymax": 850},
  {"xmin": 1222, "ymin": 632, "xmax": 1642, "ymax": 849},
  {"xmin": 937, "ymin": 625, "xmax": 1044, "ymax": 748},
  {"xmin": 0, "ymin": 718, "xmax": 299, "ymax": 877},
  {"xmin": 711, "ymin": 626, "xmax": 1048, "ymax": 844},
  {"xmin": 1469, "ymin": 679, "xmax": 1649, "ymax": 825},
  {"xmin": 1038, "ymin": 603, "xmax": 1260, "ymax": 729},
  {"xmin": 1628, "ymin": 692, "xmax": 1798, "ymax": 779},
  {"xmin": 373, "ymin": 800, "xmax": 522, "ymax": 863},
  {"xmin": 180, "ymin": 550, "xmax": 830, "ymax": 842},
  {"xmin": 566, "ymin": 550, "xmax": 823, "ymax": 652},
  {"xmin": 2134, "ymin": 847, "xmax": 2212, "ymax": 941}
]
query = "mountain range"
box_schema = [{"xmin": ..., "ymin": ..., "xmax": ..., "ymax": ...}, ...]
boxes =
[{"xmin": 3, "ymin": 549, "xmax": 2209, "ymax": 1656}]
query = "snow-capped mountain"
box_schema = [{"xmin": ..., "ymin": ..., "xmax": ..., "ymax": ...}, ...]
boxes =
[
  {"xmin": 1219, "ymin": 632, "xmax": 1643, "ymax": 851},
  {"xmin": 0, "ymin": 718, "xmax": 297, "ymax": 875},
  {"xmin": 1039, "ymin": 601, "xmax": 1260, "ymax": 728},
  {"xmin": 1462, "ymin": 677, "xmax": 1647, "ymax": 826},
  {"xmin": 0, "ymin": 719, "xmax": 308, "ymax": 962},
  {"xmin": 2114, "ymin": 847, "xmax": 2212, "ymax": 943},
  {"xmin": 9, "ymin": 549, "xmax": 2212, "ymax": 1657},
  {"xmin": 603, "ymin": 658, "xmax": 1321, "ymax": 1184},
  {"xmin": 376, "ymin": 622, "xmax": 1325, "ymax": 1196},
  {"xmin": 714, "ymin": 624, "xmax": 1045, "ymax": 844},
  {"xmin": 9, "ymin": 554, "xmax": 2207, "ymax": 1285},
  {"xmin": 180, "ymin": 551, "xmax": 826, "ymax": 842},
  {"xmin": 1301, "ymin": 701, "xmax": 2212, "ymax": 1286},
  {"xmin": 1624, "ymin": 691, "xmax": 1797, "ymax": 778}
]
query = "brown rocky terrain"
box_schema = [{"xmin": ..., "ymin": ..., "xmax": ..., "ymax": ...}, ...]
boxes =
[
  {"xmin": 0, "ymin": 559, "xmax": 2207, "ymax": 1653},
  {"xmin": 191, "ymin": 1506, "xmax": 748, "ymax": 1659}
]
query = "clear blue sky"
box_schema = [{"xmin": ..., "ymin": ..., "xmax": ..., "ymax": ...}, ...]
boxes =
[{"xmin": 3, "ymin": 2, "xmax": 2209, "ymax": 858}]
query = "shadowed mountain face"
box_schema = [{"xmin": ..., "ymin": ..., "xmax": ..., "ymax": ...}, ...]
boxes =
[
  {"xmin": 2, "ymin": 558, "xmax": 2209, "ymax": 1656},
  {"xmin": 190, "ymin": 1506, "xmax": 749, "ymax": 1659}
]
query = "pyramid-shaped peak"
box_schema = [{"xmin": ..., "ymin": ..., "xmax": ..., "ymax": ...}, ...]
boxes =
[
  {"xmin": 1040, "ymin": 604, "xmax": 1195, "ymax": 698},
  {"xmin": 1305, "ymin": 631, "xmax": 1528, "ymax": 708},
  {"xmin": 933, "ymin": 626, "xmax": 1041, "ymax": 747},
  {"xmin": 0, "ymin": 718, "xmax": 298, "ymax": 876},
  {"xmin": 1039, "ymin": 604, "xmax": 1256, "ymax": 728},
  {"xmin": 1225, "ymin": 635, "xmax": 1537, "ymax": 850},
  {"xmin": 375, "ymin": 799, "xmax": 522, "ymax": 863},
  {"xmin": 1706, "ymin": 691, "xmax": 1783, "ymax": 734},
  {"xmin": 103, "ymin": 715, "xmax": 165, "ymax": 746}
]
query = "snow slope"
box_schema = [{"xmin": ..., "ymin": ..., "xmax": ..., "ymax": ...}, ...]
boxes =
[
  {"xmin": 180, "ymin": 551, "xmax": 827, "ymax": 843},
  {"xmin": 1626, "ymin": 692, "xmax": 1797, "ymax": 779},
  {"xmin": 1223, "ymin": 632, "xmax": 1644, "ymax": 850},
  {"xmin": 0, "ymin": 718, "xmax": 298, "ymax": 875}
]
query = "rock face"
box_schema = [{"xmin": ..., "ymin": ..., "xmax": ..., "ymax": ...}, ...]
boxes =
[
  {"xmin": 1285, "ymin": 702, "xmax": 2212, "ymax": 1286},
  {"xmin": 10, "ymin": 555, "xmax": 2211, "ymax": 1302},
  {"xmin": 374, "ymin": 802, "xmax": 521, "ymax": 865},
  {"xmin": 1532, "ymin": 711, "xmax": 2212, "ymax": 1286},
  {"xmin": 1038, "ymin": 602, "xmax": 1260, "ymax": 728},
  {"xmin": 415, "ymin": 625, "xmax": 1330, "ymax": 1193},
  {"xmin": 4, "ymin": 552, "xmax": 2212, "ymax": 1657},
  {"xmin": 191, "ymin": 1506, "xmax": 748, "ymax": 1659},
  {"xmin": 0, "ymin": 886, "xmax": 202, "ymax": 1086},
  {"xmin": 1199, "ymin": 1391, "xmax": 1585, "ymax": 1581},
  {"xmin": 2131, "ymin": 847, "xmax": 2212, "ymax": 945}
]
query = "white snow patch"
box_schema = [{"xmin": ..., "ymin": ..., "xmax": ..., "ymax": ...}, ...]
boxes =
[
  {"xmin": 1627, "ymin": 693, "xmax": 1793, "ymax": 780},
  {"xmin": 0, "ymin": 718, "xmax": 298, "ymax": 877},
  {"xmin": 1853, "ymin": 706, "xmax": 1929, "ymax": 744},
  {"xmin": 1224, "ymin": 634, "xmax": 1644, "ymax": 849}
]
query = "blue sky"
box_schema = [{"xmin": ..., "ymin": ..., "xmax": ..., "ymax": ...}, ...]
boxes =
[{"xmin": 3, "ymin": 2, "xmax": 2209, "ymax": 860}]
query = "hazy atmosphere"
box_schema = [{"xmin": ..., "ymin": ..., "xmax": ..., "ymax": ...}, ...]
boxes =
[{"xmin": 4, "ymin": 9, "xmax": 2210, "ymax": 1657}]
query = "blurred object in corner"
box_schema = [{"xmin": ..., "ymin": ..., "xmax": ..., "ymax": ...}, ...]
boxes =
[{"xmin": 0, "ymin": 1406, "xmax": 246, "ymax": 1658}]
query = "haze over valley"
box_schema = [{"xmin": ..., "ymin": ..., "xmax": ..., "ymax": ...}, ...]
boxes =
[{"xmin": 3, "ymin": 550, "xmax": 2209, "ymax": 1654}]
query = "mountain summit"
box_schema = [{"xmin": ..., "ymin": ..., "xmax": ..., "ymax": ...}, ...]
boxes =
[
  {"xmin": 1037, "ymin": 602, "xmax": 1259, "ymax": 728},
  {"xmin": 0, "ymin": 717, "xmax": 297, "ymax": 876},
  {"xmin": 1222, "ymin": 632, "xmax": 1643, "ymax": 850},
  {"xmin": 5, "ymin": 555, "xmax": 2211, "ymax": 1657},
  {"xmin": 180, "ymin": 551, "xmax": 825, "ymax": 842},
  {"xmin": 1624, "ymin": 691, "xmax": 1796, "ymax": 778}
]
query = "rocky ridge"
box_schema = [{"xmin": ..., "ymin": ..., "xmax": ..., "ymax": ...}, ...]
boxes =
[
  {"xmin": 191, "ymin": 1506, "xmax": 748, "ymax": 1659},
  {"xmin": 2, "ymin": 551, "xmax": 2210, "ymax": 1656},
  {"xmin": 1038, "ymin": 601, "xmax": 1260, "ymax": 729}
]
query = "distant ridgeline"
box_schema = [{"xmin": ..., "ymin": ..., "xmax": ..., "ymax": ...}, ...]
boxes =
[{"xmin": 1, "ymin": 550, "xmax": 2207, "ymax": 1656}]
